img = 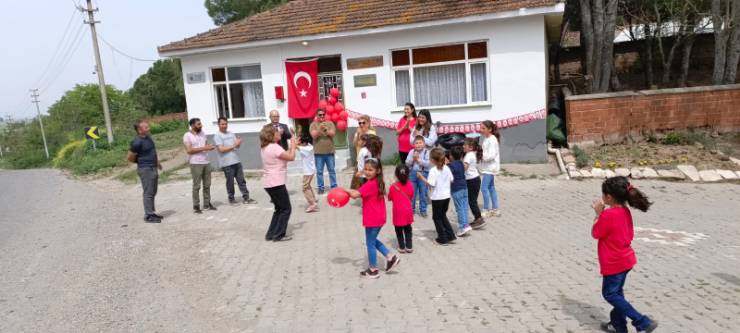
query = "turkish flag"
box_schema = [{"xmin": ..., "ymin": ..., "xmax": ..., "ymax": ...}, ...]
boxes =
[{"xmin": 286, "ymin": 59, "xmax": 319, "ymax": 119}]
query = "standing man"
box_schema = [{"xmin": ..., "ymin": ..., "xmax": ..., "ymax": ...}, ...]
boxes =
[
  {"xmin": 269, "ymin": 110, "xmax": 292, "ymax": 150},
  {"xmin": 183, "ymin": 118, "xmax": 216, "ymax": 214},
  {"xmin": 127, "ymin": 120, "xmax": 163, "ymax": 223},
  {"xmin": 214, "ymin": 117, "xmax": 257, "ymax": 205},
  {"xmin": 309, "ymin": 109, "xmax": 337, "ymax": 194}
]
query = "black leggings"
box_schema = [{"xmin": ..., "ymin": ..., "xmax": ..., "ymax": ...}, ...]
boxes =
[
  {"xmin": 431, "ymin": 199, "xmax": 456, "ymax": 243},
  {"xmin": 264, "ymin": 185, "xmax": 291, "ymax": 240},
  {"xmin": 394, "ymin": 225, "xmax": 413, "ymax": 250},
  {"xmin": 466, "ymin": 177, "xmax": 482, "ymax": 219},
  {"xmin": 399, "ymin": 151, "xmax": 409, "ymax": 165}
]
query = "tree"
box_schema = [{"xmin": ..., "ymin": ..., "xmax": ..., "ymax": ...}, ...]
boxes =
[
  {"xmin": 579, "ymin": 0, "xmax": 619, "ymax": 93},
  {"xmin": 711, "ymin": 0, "xmax": 740, "ymax": 84},
  {"xmin": 129, "ymin": 59, "xmax": 185, "ymax": 115},
  {"xmin": 204, "ymin": 0, "xmax": 289, "ymax": 26}
]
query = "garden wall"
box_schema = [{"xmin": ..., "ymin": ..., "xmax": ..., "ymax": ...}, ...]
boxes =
[{"xmin": 565, "ymin": 84, "xmax": 740, "ymax": 145}]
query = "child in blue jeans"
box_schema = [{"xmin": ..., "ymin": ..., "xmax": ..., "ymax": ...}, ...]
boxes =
[
  {"xmin": 448, "ymin": 146, "xmax": 471, "ymax": 236},
  {"xmin": 405, "ymin": 136, "xmax": 430, "ymax": 218}
]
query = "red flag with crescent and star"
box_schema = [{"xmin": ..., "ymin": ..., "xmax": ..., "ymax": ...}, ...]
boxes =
[{"xmin": 285, "ymin": 59, "xmax": 319, "ymax": 119}]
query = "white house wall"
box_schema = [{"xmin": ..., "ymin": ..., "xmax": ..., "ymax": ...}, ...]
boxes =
[{"xmin": 179, "ymin": 15, "xmax": 547, "ymax": 136}]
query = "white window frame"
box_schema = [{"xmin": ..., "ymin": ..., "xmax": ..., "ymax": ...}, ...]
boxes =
[
  {"xmin": 210, "ymin": 63, "xmax": 265, "ymax": 120},
  {"xmin": 390, "ymin": 40, "xmax": 490, "ymax": 110}
]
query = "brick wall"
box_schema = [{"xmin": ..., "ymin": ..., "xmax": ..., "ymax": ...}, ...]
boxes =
[{"xmin": 565, "ymin": 84, "xmax": 740, "ymax": 144}]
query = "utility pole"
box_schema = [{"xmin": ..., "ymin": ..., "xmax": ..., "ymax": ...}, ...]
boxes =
[
  {"xmin": 30, "ymin": 89, "xmax": 50, "ymax": 159},
  {"xmin": 79, "ymin": 0, "xmax": 113, "ymax": 144}
]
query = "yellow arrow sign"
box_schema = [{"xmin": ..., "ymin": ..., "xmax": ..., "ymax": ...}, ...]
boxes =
[{"xmin": 85, "ymin": 127, "xmax": 100, "ymax": 140}]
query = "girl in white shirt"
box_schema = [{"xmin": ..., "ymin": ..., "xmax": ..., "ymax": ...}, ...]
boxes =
[
  {"xmin": 463, "ymin": 137, "xmax": 485, "ymax": 228},
  {"xmin": 417, "ymin": 148, "xmax": 456, "ymax": 245},
  {"xmin": 298, "ymin": 134, "xmax": 318, "ymax": 213},
  {"xmin": 478, "ymin": 120, "xmax": 501, "ymax": 217}
]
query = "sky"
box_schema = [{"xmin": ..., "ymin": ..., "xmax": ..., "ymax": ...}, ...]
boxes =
[{"xmin": 0, "ymin": 0, "xmax": 215, "ymax": 121}]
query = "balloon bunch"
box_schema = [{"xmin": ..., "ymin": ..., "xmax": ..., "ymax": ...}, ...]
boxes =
[{"xmin": 316, "ymin": 87, "xmax": 348, "ymax": 131}]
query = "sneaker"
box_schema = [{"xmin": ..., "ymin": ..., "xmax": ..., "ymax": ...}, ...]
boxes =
[
  {"xmin": 317, "ymin": 189, "xmax": 325, "ymax": 195},
  {"xmin": 204, "ymin": 204, "xmax": 217, "ymax": 211},
  {"xmin": 492, "ymin": 209, "xmax": 501, "ymax": 217},
  {"xmin": 398, "ymin": 248, "xmax": 407, "ymax": 254},
  {"xmin": 471, "ymin": 218, "xmax": 486, "ymax": 229},
  {"xmin": 360, "ymin": 268, "xmax": 379, "ymax": 279},
  {"xmin": 643, "ymin": 320, "xmax": 658, "ymax": 333},
  {"xmin": 457, "ymin": 225, "xmax": 473, "ymax": 236},
  {"xmin": 152, "ymin": 213, "xmax": 164, "ymax": 220},
  {"xmin": 144, "ymin": 215, "xmax": 161, "ymax": 223},
  {"xmin": 405, "ymin": 248, "xmax": 413, "ymax": 254},
  {"xmin": 434, "ymin": 238, "xmax": 449, "ymax": 246},
  {"xmin": 273, "ymin": 236, "xmax": 293, "ymax": 242},
  {"xmin": 305, "ymin": 204, "xmax": 319, "ymax": 213},
  {"xmin": 193, "ymin": 206, "xmax": 202, "ymax": 214},
  {"xmin": 243, "ymin": 198, "xmax": 257, "ymax": 204},
  {"xmin": 420, "ymin": 212, "xmax": 428, "ymax": 218},
  {"xmin": 386, "ymin": 255, "xmax": 401, "ymax": 272},
  {"xmin": 228, "ymin": 198, "xmax": 238, "ymax": 204}
]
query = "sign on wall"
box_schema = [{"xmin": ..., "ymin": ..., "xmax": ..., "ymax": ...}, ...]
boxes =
[
  {"xmin": 346, "ymin": 56, "xmax": 383, "ymax": 70},
  {"xmin": 186, "ymin": 72, "xmax": 205, "ymax": 84},
  {"xmin": 353, "ymin": 74, "xmax": 377, "ymax": 87}
]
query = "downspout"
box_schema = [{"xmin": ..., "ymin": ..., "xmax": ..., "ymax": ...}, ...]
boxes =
[{"xmin": 548, "ymin": 143, "xmax": 568, "ymax": 179}]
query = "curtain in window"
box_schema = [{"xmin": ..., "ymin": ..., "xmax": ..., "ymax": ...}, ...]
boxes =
[
  {"xmin": 395, "ymin": 70, "xmax": 410, "ymax": 107},
  {"xmin": 242, "ymin": 82, "xmax": 264, "ymax": 118},
  {"xmin": 413, "ymin": 63, "xmax": 466, "ymax": 107},
  {"xmin": 471, "ymin": 63, "xmax": 487, "ymax": 102},
  {"xmin": 214, "ymin": 84, "xmax": 229, "ymax": 118}
]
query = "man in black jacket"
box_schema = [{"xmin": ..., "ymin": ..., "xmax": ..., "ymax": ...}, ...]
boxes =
[{"xmin": 268, "ymin": 110, "xmax": 292, "ymax": 150}]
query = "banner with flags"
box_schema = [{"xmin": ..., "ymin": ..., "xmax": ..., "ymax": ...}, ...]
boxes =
[
  {"xmin": 345, "ymin": 109, "xmax": 546, "ymax": 133},
  {"xmin": 285, "ymin": 59, "xmax": 319, "ymax": 119}
]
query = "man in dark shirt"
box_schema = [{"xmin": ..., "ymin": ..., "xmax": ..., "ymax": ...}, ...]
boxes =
[
  {"xmin": 128, "ymin": 120, "xmax": 163, "ymax": 223},
  {"xmin": 269, "ymin": 110, "xmax": 292, "ymax": 150}
]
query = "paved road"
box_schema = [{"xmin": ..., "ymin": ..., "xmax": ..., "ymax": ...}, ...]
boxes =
[{"xmin": 1, "ymin": 168, "xmax": 739, "ymax": 332}]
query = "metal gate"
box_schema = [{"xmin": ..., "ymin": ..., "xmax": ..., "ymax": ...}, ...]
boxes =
[{"xmin": 317, "ymin": 71, "xmax": 347, "ymax": 148}]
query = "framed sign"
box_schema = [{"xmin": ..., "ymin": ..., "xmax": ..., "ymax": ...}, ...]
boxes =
[
  {"xmin": 346, "ymin": 56, "xmax": 383, "ymax": 70},
  {"xmin": 186, "ymin": 72, "xmax": 205, "ymax": 84},
  {"xmin": 353, "ymin": 74, "xmax": 377, "ymax": 87}
]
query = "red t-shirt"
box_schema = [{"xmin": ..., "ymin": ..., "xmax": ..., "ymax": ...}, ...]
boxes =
[
  {"xmin": 592, "ymin": 207, "xmax": 637, "ymax": 276},
  {"xmin": 358, "ymin": 178, "xmax": 387, "ymax": 228},
  {"xmin": 396, "ymin": 117, "xmax": 417, "ymax": 153},
  {"xmin": 387, "ymin": 181, "xmax": 414, "ymax": 227}
]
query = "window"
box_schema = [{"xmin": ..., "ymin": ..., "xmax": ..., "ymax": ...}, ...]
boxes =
[
  {"xmin": 391, "ymin": 41, "xmax": 489, "ymax": 107},
  {"xmin": 211, "ymin": 65, "xmax": 265, "ymax": 119}
]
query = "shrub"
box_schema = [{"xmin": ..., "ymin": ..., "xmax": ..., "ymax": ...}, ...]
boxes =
[
  {"xmin": 661, "ymin": 132, "xmax": 685, "ymax": 145},
  {"xmin": 52, "ymin": 139, "xmax": 86, "ymax": 167},
  {"xmin": 572, "ymin": 145, "xmax": 589, "ymax": 168}
]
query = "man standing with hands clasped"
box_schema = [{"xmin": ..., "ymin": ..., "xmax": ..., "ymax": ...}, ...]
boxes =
[
  {"xmin": 128, "ymin": 120, "xmax": 163, "ymax": 223},
  {"xmin": 215, "ymin": 117, "xmax": 257, "ymax": 205},
  {"xmin": 184, "ymin": 118, "xmax": 216, "ymax": 214},
  {"xmin": 310, "ymin": 109, "xmax": 337, "ymax": 194}
]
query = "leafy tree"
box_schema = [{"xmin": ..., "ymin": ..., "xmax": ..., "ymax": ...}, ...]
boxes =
[
  {"xmin": 578, "ymin": 0, "xmax": 620, "ymax": 93},
  {"xmin": 711, "ymin": 0, "xmax": 740, "ymax": 84},
  {"xmin": 204, "ymin": 0, "xmax": 289, "ymax": 26},
  {"xmin": 129, "ymin": 59, "xmax": 185, "ymax": 115}
]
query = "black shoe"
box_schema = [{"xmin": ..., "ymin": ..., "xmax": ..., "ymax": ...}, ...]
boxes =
[
  {"xmin": 243, "ymin": 198, "xmax": 257, "ymax": 204},
  {"xmin": 273, "ymin": 236, "xmax": 292, "ymax": 242},
  {"xmin": 144, "ymin": 215, "xmax": 161, "ymax": 223},
  {"xmin": 228, "ymin": 198, "xmax": 238, "ymax": 204},
  {"xmin": 599, "ymin": 322, "xmax": 626, "ymax": 333},
  {"xmin": 434, "ymin": 238, "xmax": 449, "ymax": 246},
  {"xmin": 152, "ymin": 213, "xmax": 164, "ymax": 219},
  {"xmin": 471, "ymin": 217, "xmax": 486, "ymax": 229},
  {"xmin": 643, "ymin": 320, "xmax": 658, "ymax": 333},
  {"xmin": 386, "ymin": 254, "xmax": 401, "ymax": 272},
  {"xmin": 194, "ymin": 206, "xmax": 202, "ymax": 214},
  {"xmin": 360, "ymin": 268, "xmax": 379, "ymax": 279},
  {"xmin": 204, "ymin": 204, "xmax": 217, "ymax": 211}
]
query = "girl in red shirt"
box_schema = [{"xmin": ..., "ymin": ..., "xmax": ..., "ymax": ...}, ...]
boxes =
[
  {"xmin": 592, "ymin": 176, "xmax": 657, "ymax": 333},
  {"xmin": 346, "ymin": 158, "xmax": 401, "ymax": 278},
  {"xmin": 388, "ymin": 164, "xmax": 415, "ymax": 253}
]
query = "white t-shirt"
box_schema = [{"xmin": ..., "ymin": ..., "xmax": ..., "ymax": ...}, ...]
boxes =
[
  {"xmin": 427, "ymin": 165, "xmax": 453, "ymax": 200},
  {"xmin": 463, "ymin": 151, "xmax": 479, "ymax": 180},
  {"xmin": 356, "ymin": 147, "xmax": 370, "ymax": 175},
  {"xmin": 479, "ymin": 135, "xmax": 500, "ymax": 175},
  {"xmin": 298, "ymin": 145, "xmax": 316, "ymax": 175}
]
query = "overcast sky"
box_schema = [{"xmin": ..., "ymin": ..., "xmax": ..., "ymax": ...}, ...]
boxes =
[{"xmin": 0, "ymin": 0, "xmax": 215, "ymax": 121}]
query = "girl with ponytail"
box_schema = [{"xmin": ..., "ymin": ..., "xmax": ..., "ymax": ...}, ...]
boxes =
[{"xmin": 591, "ymin": 176, "xmax": 658, "ymax": 333}]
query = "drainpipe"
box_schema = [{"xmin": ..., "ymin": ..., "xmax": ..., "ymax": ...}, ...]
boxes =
[{"xmin": 548, "ymin": 142, "xmax": 569, "ymax": 179}]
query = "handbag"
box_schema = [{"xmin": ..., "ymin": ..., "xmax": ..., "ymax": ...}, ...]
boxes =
[{"xmin": 392, "ymin": 183, "xmax": 412, "ymax": 203}]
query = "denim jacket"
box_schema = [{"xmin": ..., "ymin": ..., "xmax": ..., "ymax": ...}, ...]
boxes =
[{"xmin": 405, "ymin": 148, "xmax": 430, "ymax": 174}]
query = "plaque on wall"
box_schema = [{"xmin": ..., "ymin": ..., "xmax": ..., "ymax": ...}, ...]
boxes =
[
  {"xmin": 346, "ymin": 56, "xmax": 383, "ymax": 70},
  {"xmin": 354, "ymin": 74, "xmax": 377, "ymax": 87},
  {"xmin": 186, "ymin": 72, "xmax": 205, "ymax": 84}
]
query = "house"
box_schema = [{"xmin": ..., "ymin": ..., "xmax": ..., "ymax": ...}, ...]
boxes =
[{"xmin": 158, "ymin": 0, "xmax": 564, "ymax": 169}]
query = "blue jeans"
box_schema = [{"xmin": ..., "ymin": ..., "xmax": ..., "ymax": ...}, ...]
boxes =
[
  {"xmin": 365, "ymin": 227, "xmax": 389, "ymax": 268},
  {"xmin": 481, "ymin": 174, "xmax": 499, "ymax": 210},
  {"xmin": 410, "ymin": 170, "xmax": 428, "ymax": 214},
  {"xmin": 451, "ymin": 189, "xmax": 469, "ymax": 230},
  {"xmin": 602, "ymin": 270, "xmax": 653, "ymax": 332},
  {"xmin": 314, "ymin": 154, "xmax": 337, "ymax": 192}
]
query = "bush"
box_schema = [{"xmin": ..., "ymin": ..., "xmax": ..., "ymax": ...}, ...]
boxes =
[
  {"xmin": 572, "ymin": 145, "xmax": 589, "ymax": 168},
  {"xmin": 661, "ymin": 132, "xmax": 685, "ymax": 145},
  {"xmin": 149, "ymin": 120, "xmax": 187, "ymax": 134},
  {"xmin": 52, "ymin": 139, "xmax": 86, "ymax": 167}
]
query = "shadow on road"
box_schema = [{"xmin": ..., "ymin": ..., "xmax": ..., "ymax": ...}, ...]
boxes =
[
  {"xmin": 559, "ymin": 295, "xmax": 607, "ymax": 330},
  {"xmin": 713, "ymin": 272, "xmax": 740, "ymax": 286}
]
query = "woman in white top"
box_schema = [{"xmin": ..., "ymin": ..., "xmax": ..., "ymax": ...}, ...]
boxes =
[
  {"xmin": 416, "ymin": 148, "xmax": 457, "ymax": 245},
  {"xmin": 463, "ymin": 137, "xmax": 485, "ymax": 226},
  {"xmin": 478, "ymin": 120, "xmax": 501, "ymax": 217},
  {"xmin": 409, "ymin": 109, "xmax": 437, "ymax": 148}
]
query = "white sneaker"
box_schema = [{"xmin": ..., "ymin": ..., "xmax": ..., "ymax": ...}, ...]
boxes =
[
  {"xmin": 456, "ymin": 225, "xmax": 473, "ymax": 237},
  {"xmin": 492, "ymin": 209, "xmax": 501, "ymax": 217}
]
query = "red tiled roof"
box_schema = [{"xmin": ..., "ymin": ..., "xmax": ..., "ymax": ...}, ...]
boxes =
[{"xmin": 159, "ymin": 0, "xmax": 560, "ymax": 53}]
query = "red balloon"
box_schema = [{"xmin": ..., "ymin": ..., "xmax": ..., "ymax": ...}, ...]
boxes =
[
  {"xmin": 327, "ymin": 187, "xmax": 350, "ymax": 208},
  {"xmin": 330, "ymin": 87, "xmax": 340, "ymax": 98},
  {"xmin": 328, "ymin": 96, "xmax": 337, "ymax": 105},
  {"xmin": 336, "ymin": 119, "xmax": 348, "ymax": 131},
  {"xmin": 339, "ymin": 111, "xmax": 348, "ymax": 121},
  {"xmin": 334, "ymin": 102, "xmax": 344, "ymax": 112},
  {"xmin": 318, "ymin": 99, "xmax": 327, "ymax": 110},
  {"xmin": 325, "ymin": 104, "xmax": 335, "ymax": 114},
  {"xmin": 330, "ymin": 113, "xmax": 339, "ymax": 122}
]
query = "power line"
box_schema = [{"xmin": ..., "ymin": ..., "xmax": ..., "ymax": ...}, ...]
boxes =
[
  {"xmin": 38, "ymin": 22, "xmax": 88, "ymax": 94},
  {"xmin": 97, "ymin": 33, "xmax": 158, "ymax": 62},
  {"xmin": 32, "ymin": 7, "xmax": 80, "ymax": 89}
]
